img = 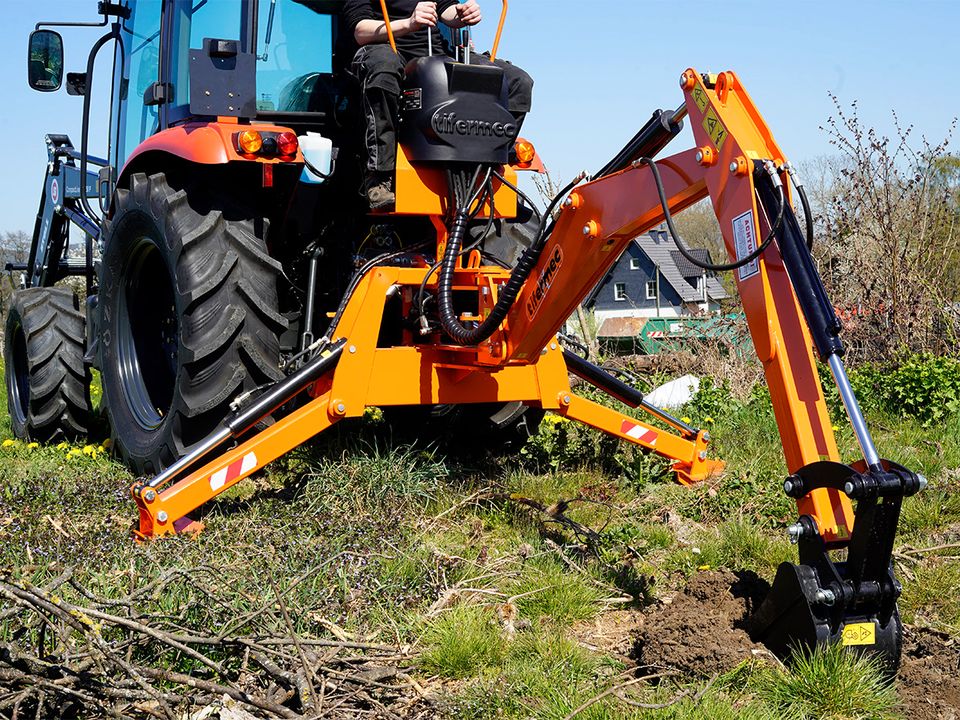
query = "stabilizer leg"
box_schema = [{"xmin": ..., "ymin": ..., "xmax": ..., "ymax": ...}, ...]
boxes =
[{"xmin": 131, "ymin": 340, "xmax": 347, "ymax": 538}]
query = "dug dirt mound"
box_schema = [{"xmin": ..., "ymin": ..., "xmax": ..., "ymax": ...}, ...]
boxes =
[
  {"xmin": 898, "ymin": 626, "xmax": 960, "ymax": 720},
  {"xmin": 637, "ymin": 569, "xmax": 771, "ymax": 677}
]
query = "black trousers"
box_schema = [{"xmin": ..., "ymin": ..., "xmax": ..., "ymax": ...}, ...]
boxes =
[{"xmin": 347, "ymin": 43, "xmax": 534, "ymax": 175}]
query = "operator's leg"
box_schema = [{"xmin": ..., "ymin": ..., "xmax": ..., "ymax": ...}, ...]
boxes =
[
  {"xmin": 471, "ymin": 54, "xmax": 534, "ymax": 132},
  {"xmin": 348, "ymin": 44, "xmax": 405, "ymax": 210}
]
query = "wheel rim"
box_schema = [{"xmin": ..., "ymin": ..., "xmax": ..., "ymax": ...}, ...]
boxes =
[
  {"xmin": 8, "ymin": 320, "xmax": 30, "ymax": 426},
  {"xmin": 117, "ymin": 237, "xmax": 178, "ymax": 431}
]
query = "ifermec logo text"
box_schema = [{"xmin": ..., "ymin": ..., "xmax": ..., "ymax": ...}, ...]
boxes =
[
  {"xmin": 525, "ymin": 246, "xmax": 564, "ymax": 320},
  {"xmin": 432, "ymin": 111, "xmax": 517, "ymax": 139}
]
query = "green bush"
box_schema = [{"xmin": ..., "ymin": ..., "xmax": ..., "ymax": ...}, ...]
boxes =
[{"xmin": 821, "ymin": 353, "xmax": 960, "ymax": 425}]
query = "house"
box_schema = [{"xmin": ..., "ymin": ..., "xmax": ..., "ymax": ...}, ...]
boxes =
[{"xmin": 582, "ymin": 228, "xmax": 730, "ymax": 352}]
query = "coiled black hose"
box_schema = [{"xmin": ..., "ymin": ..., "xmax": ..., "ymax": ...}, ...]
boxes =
[{"xmin": 436, "ymin": 173, "xmax": 581, "ymax": 346}]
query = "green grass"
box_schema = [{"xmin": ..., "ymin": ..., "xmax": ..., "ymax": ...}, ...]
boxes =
[
  {"xmin": 755, "ymin": 643, "xmax": 900, "ymax": 720},
  {"xmin": 2, "ymin": 354, "xmax": 959, "ymax": 718}
]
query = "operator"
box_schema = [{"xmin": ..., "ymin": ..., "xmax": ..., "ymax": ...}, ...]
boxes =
[{"xmin": 342, "ymin": 0, "xmax": 533, "ymax": 210}]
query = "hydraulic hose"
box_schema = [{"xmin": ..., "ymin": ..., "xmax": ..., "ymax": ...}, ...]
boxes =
[
  {"xmin": 640, "ymin": 157, "xmax": 786, "ymax": 273},
  {"xmin": 437, "ymin": 173, "xmax": 581, "ymax": 346}
]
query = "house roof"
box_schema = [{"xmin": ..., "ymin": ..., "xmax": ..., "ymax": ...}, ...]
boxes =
[
  {"xmin": 634, "ymin": 231, "xmax": 729, "ymax": 303},
  {"xmin": 671, "ymin": 249, "xmax": 711, "ymax": 278}
]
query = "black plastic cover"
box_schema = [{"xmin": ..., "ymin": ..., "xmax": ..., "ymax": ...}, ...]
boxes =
[{"xmin": 399, "ymin": 56, "xmax": 515, "ymax": 165}]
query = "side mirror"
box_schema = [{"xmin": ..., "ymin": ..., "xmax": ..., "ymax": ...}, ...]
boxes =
[{"xmin": 28, "ymin": 29, "xmax": 64, "ymax": 92}]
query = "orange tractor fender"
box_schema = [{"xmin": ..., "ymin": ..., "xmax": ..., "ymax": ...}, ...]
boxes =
[{"xmin": 115, "ymin": 121, "xmax": 304, "ymax": 193}]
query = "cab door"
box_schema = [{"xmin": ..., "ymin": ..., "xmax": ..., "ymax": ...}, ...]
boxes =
[{"xmin": 108, "ymin": 0, "xmax": 164, "ymax": 171}]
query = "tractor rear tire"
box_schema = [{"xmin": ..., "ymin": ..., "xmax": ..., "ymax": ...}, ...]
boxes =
[
  {"xmin": 4, "ymin": 287, "xmax": 91, "ymax": 441},
  {"xmin": 98, "ymin": 173, "xmax": 287, "ymax": 474}
]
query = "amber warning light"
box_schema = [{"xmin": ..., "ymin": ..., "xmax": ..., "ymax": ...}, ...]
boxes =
[{"xmin": 514, "ymin": 139, "xmax": 536, "ymax": 166}]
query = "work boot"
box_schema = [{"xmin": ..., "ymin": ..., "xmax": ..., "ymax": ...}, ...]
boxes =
[{"xmin": 366, "ymin": 174, "xmax": 395, "ymax": 211}]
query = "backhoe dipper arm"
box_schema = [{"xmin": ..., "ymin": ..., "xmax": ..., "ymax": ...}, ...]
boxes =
[
  {"xmin": 503, "ymin": 68, "xmax": 923, "ymax": 671},
  {"xmin": 505, "ymin": 70, "xmax": 852, "ymax": 544}
]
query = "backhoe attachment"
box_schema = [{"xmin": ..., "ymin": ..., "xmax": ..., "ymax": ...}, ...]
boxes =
[{"xmin": 129, "ymin": 66, "xmax": 917, "ymax": 674}]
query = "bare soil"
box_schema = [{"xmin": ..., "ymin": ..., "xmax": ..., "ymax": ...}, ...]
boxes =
[
  {"xmin": 635, "ymin": 569, "xmax": 772, "ymax": 676},
  {"xmin": 626, "ymin": 570, "xmax": 960, "ymax": 717},
  {"xmin": 898, "ymin": 625, "xmax": 960, "ymax": 720}
]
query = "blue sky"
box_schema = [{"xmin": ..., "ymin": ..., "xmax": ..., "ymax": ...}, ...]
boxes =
[{"xmin": 1, "ymin": 0, "xmax": 957, "ymax": 235}]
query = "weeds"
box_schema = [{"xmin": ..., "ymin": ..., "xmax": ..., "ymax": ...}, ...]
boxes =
[{"xmin": 755, "ymin": 643, "xmax": 900, "ymax": 720}]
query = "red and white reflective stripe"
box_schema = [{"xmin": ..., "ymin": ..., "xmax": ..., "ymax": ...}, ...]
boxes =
[
  {"xmin": 620, "ymin": 419, "xmax": 657, "ymax": 445},
  {"xmin": 209, "ymin": 452, "xmax": 258, "ymax": 492},
  {"xmin": 646, "ymin": 330, "xmax": 665, "ymax": 338}
]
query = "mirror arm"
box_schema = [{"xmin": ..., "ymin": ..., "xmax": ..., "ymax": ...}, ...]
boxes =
[{"xmin": 78, "ymin": 25, "xmax": 120, "ymax": 227}]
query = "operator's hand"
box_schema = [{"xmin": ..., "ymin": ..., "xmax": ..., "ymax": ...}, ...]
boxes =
[
  {"xmin": 409, "ymin": 1, "xmax": 439, "ymax": 29},
  {"xmin": 455, "ymin": 0, "xmax": 482, "ymax": 26}
]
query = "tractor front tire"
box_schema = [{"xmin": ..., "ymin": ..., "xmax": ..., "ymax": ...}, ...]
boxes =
[
  {"xmin": 4, "ymin": 287, "xmax": 91, "ymax": 441},
  {"xmin": 98, "ymin": 173, "xmax": 287, "ymax": 474}
]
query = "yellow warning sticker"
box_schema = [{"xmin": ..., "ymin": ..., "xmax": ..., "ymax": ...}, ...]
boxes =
[
  {"xmin": 841, "ymin": 622, "xmax": 876, "ymax": 646},
  {"xmin": 702, "ymin": 108, "xmax": 728, "ymax": 150},
  {"xmin": 692, "ymin": 86, "xmax": 708, "ymax": 113}
]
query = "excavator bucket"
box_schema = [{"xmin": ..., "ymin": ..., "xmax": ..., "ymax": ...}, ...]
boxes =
[{"xmin": 751, "ymin": 459, "xmax": 923, "ymax": 675}]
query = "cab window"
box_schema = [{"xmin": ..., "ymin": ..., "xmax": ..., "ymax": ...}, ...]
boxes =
[{"xmin": 255, "ymin": 0, "xmax": 334, "ymax": 113}]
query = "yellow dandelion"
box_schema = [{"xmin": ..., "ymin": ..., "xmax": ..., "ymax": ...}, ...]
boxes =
[
  {"xmin": 56, "ymin": 442, "xmax": 69, "ymax": 450},
  {"xmin": 831, "ymin": 424, "xmax": 840, "ymax": 432},
  {"xmin": 82, "ymin": 445, "xmax": 96, "ymax": 456},
  {"xmin": 101, "ymin": 438, "xmax": 112, "ymax": 449},
  {"xmin": 97, "ymin": 445, "xmax": 106, "ymax": 453},
  {"xmin": 27, "ymin": 442, "xmax": 39, "ymax": 450},
  {"xmin": 697, "ymin": 564, "xmax": 711, "ymax": 571},
  {"xmin": 1, "ymin": 439, "xmax": 16, "ymax": 448},
  {"xmin": 67, "ymin": 448, "xmax": 82, "ymax": 458},
  {"xmin": 681, "ymin": 416, "xmax": 692, "ymax": 424},
  {"xmin": 704, "ymin": 416, "xmax": 714, "ymax": 424}
]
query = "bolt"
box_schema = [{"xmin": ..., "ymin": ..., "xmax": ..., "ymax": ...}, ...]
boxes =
[
  {"xmin": 550, "ymin": 342, "xmax": 557, "ymax": 350},
  {"xmin": 349, "ymin": 345, "xmax": 356, "ymax": 354},
  {"xmin": 814, "ymin": 588, "xmax": 836, "ymax": 606},
  {"xmin": 563, "ymin": 197, "xmax": 573, "ymax": 208},
  {"xmin": 730, "ymin": 161, "xmax": 739, "ymax": 173},
  {"xmin": 157, "ymin": 511, "xmax": 169, "ymax": 524},
  {"xmin": 559, "ymin": 394, "xmax": 572, "ymax": 406},
  {"xmin": 786, "ymin": 522, "xmax": 803, "ymax": 544},
  {"xmin": 843, "ymin": 481, "xmax": 856, "ymax": 496},
  {"xmin": 204, "ymin": 90, "xmax": 211, "ymax": 96},
  {"xmin": 698, "ymin": 450, "xmax": 707, "ymax": 461},
  {"xmin": 783, "ymin": 477, "xmax": 798, "ymax": 495},
  {"xmin": 337, "ymin": 403, "xmax": 346, "ymax": 414},
  {"xmin": 582, "ymin": 224, "xmax": 591, "ymax": 236},
  {"xmin": 540, "ymin": 348, "xmax": 548, "ymax": 355},
  {"xmin": 695, "ymin": 150, "xmax": 704, "ymax": 163},
  {"xmin": 917, "ymin": 473, "xmax": 928, "ymax": 491},
  {"xmin": 143, "ymin": 489, "xmax": 157, "ymax": 503},
  {"xmin": 702, "ymin": 431, "xmax": 711, "ymax": 442}
]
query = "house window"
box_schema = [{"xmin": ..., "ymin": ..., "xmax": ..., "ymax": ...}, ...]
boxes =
[
  {"xmin": 630, "ymin": 257, "xmax": 641, "ymax": 270},
  {"xmin": 646, "ymin": 280, "xmax": 658, "ymax": 300},
  {"xmin": 614, "ymin": 283, "xmax": 627, "ymax": 301}
]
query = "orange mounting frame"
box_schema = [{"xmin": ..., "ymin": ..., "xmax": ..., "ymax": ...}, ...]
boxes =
[
  {"xmin": 132, "ymin": 258, "xmax": 721, "ymax": 538},
  {"xmin": 132, "ymin": 67, "xmax": 852, "ymax": 549}
]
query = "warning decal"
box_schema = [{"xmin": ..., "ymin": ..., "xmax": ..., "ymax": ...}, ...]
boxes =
[
  {"xmin": 731, "ymin": 210, "xmax": 760, "ymax": 281},
  {"xmin": 841, "ymin": 622, "xmax": 876, "ymax": 646},
  {"xmin": 209, "ymin": 452, "xmax": 258, "ymax": 492},
  {"xmin": 620, "ymin": 419, "xmax": 657, "ymax": 446},
  {"xmin": 702, "ymin": 108, "xmax": 727, "ymax": 150},
  {"xmin": 692, "ymin": 86, "xmax": 708, "ymax": 113}
]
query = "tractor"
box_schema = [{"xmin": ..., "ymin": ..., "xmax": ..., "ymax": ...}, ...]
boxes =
[{"xmin": 9, "ymin": 0, "xmax": 924, "ymax": 674}]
